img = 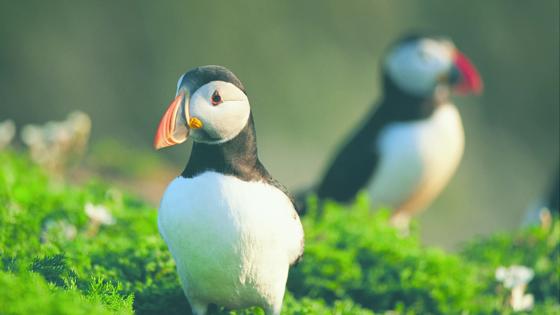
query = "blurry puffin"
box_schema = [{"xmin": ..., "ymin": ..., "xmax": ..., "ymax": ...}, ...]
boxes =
[
  {"xmin": 523, "ymin": 167, "xmax": 559, "ymax": 227},
  {"xmin": 311, "ymin": 35, "xmax": 483, "ymax": 232},
  {"xmin": 154, "ymin": 65, "xmax": 304, "ymax": 315},
  {"xmin": 548, "ymin": 169, "xmax": 560, "ymax": 213}
]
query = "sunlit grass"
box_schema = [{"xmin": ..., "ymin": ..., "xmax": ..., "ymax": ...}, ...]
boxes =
[{"xmin": 0, "ymin": 151, "xmax": 558, "ymax": 314}]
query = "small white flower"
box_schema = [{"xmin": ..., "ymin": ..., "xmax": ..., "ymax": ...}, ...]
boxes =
[
  {"xmin": 85, "ymin": 203, "xmax": 115, "ymax": 225},
  {"xmin": 41, "ymin": 219, "xmax": 78, "ymax": 243},
  {"xmin": 45, "ymin": 121, "xmax": 72, "ymax": 144},
  {"xmin": 20, "ymin": 111, "xmax": 91, "ymax": 174},
  {"xmin": 495, "ymin": 265, "xmax": 534, "ymax": 289},
  {"xmin": 496, "ymin": 265, "xmax": 535, "ymax": 312},
  {"xmin": 495, "ymin": 267, "xmax": 506, "ymax": 280},
  {"xmin": 511, "ymin": 285, "xmax": 534, "ymax": 312},
  {"xmin": 67, "ymin": 111, "xmax": 92, "ymax": 135},
  {"xmin": 21, "ymin": 125, "xmax": 42, "ymax": 146},
  {"xmin": 0, "ymin": 120, "xmax": 16, "ymax": 150}
]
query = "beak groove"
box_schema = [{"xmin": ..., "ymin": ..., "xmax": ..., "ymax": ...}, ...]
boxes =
[{"xmin": 153, "ymin": 92, "xmax": 189, "ymax": 150}]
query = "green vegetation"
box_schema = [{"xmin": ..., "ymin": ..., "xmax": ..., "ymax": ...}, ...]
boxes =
[
  {"xmin": 0, "ymin": 151, "xmax": 558, "ymax": 314},
  {"xmin": 2, "ymin": 2, "xmax": 558, "ymax": 247},
  {"xmin": 289, "ymin": 198, "xmax": 480, "ymax": 314}
]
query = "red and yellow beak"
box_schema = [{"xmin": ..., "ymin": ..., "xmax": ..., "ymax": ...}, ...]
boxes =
[
  {"xmin": 154, "ymin": 92, "xmax": 189, "ymax": 150},
  {"xmin": 453, "ymin": 50, "xmax": 483, "ymax": 95},
  {"xmin": 153, "ymin": 91, "xmax": 204, "ymax": 150}
]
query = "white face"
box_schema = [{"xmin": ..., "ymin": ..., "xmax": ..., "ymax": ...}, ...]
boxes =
[
  {"xmin": 385, "ymin": 38, "xmax": 456, "ymax": 96},
  {"xmin": 185, "ymin": 80, "xmax": 251, "ymax": 144}
]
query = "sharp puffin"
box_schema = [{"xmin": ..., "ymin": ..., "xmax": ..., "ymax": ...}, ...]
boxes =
[
  {"xmin": 154, "ymin": 65, "xmax": 304, "ymax": 315},
  {"xmin": 310, "ymin": 35, "xmax": 483, "ymax": 232}
]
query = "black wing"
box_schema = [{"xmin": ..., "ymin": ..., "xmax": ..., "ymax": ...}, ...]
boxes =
[
  {"xmin": 316, "ymin": 129, "xmax": 379, "ymax": 203},
  {"xmin": 316, "ymin": 105, "xmax": 391, "ymax": 204}
]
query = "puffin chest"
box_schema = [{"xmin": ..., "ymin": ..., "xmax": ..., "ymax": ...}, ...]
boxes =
[
  {"xmin": 158, "ymin": 171, "xmax": 296, "ymax": 307},
  {"xmin": 368, "ymin": 104, "xmax": 465, "ymax": 210}
]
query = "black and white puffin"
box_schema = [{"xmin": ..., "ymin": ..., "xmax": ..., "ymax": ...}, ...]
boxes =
[
  {"xmin": 523, "ymin": 167, "xmax": 559, "ymax": 227},
  {"xmin": 310, "ymin": 35, "xmax": 483, "ymax": 232},
  {"xmin": 154, "ymin": 65, "xmax": 304, "ymax": 315}
]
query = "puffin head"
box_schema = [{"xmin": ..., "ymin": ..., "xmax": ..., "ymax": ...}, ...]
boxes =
[
  {"xmin": 383, "ymin": 35, "xmax": 483, "ymax": 98},
  {"xmin": 154, "ymin": 65, "xmax": 251, "ymax": 149}
]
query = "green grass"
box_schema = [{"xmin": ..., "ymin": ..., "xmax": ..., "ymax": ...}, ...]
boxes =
[{"xmin": 0, "ymin": 151, "xmax": 558, "ymax": 314}]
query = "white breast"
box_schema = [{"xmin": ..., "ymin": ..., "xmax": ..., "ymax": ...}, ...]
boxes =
[
  {"xmin": 368, "ymin": 104, "xmax": 464, "ymax": 217},
  {"xmin": 158, "ymin": 172, "xmax": 303, "ymax": 310}
]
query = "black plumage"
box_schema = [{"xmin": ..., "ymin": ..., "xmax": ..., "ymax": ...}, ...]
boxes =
[
  {"xmin": 179, "ymin": 65, "xmax": 247, "ymax": 96},
  {"xmin": 181, "ymin": 113, "xmax": 292, "ymax": 203},
  {"xmin": 546, "ymin": 168, "xmax": 559, "ymax": 213}
]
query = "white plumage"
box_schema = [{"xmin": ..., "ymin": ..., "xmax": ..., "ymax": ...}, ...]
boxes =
[
  {"xmin": 158, "ymin": 171, "xmax": 304, "ymax": 315},
  {"xmin": 385, "ymin": 38, "xmax": 455, "ymax": 96},
  {"xmin": 367, "ymin": 104, "xmax": 464, "ymax": 230}
]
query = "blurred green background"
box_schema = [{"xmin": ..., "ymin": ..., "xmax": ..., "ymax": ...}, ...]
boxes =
[{"xmin": 1, "ymin": 1, "xmax": 558, "ymax": 248}]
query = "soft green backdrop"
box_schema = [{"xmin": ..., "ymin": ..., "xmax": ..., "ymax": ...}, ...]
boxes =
[{"xmin": 1, "ymin": 1, "xmax": 558, "ymax": 247}]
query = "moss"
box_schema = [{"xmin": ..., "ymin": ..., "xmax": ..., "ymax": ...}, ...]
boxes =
[{"xmin": 0, "ymin": 151, "xmax": 558, "ymax": 314}]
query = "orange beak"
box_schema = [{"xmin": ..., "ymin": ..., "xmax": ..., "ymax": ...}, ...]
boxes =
[{"xmin": 153, "ymin": 92, "xmax": 189, "ymax": 150}]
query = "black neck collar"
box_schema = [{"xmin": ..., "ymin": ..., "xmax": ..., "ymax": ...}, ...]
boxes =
[
  {"xmin": 181, "ymin": 113, "xmax": 269, "ymax": 182},
  {"xmin": 377, "ymin": 73, "xmax": 446, "ymax": 121}
]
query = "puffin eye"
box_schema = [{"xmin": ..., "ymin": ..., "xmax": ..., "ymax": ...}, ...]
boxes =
[{"xmin": 211, "ymin": 90, "xmax": 222, "ymax": 106}]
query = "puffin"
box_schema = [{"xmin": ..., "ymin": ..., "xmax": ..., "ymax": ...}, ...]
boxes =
[
  {"xmin": 309, "ymin": 35, "xmax": 483, "ymax": 232},
  {"xmin": 547, "ymin": 169, "xmax": 560, "ymax": 213},
  {"xmin": 154, "ymin": 65, "xmax": 304, "ymax": 315},
  {"xmin": 522, "ymin": 167, "xmax": 559, "ymax": 227}
]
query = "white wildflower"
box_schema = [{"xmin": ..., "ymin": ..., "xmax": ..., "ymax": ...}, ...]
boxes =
[
  {"xmin": 21, "ymin": 125, "xmax": 42, "ymax": 146},
  {"xmin": 41, "ymin": 219, "xmax": 77, "ymax": 243},
  {"xmin": 85, "ymin": 203, "xmax": 115, "ymax": 225},
  {"xmin": 495, "ymin": 265, "xmax": 535, "ymax": 312},
  {"xmin": 0, "ymin": 120, "xmax": 16, "ymax": 150},
  {"xmin": 511, "ymin": 285, "xmax": 534, "ymax": 312},
  {"xmin": 45, "ymin": 121, "xmax": 72, "ymax": 145},
  {"xmin": 67, "ymin": 111, "xmax": 91, "ymax": 137},
  {"xmin": 22, "ymin": 124, "xmax": 51, "ymax": 165},
  {"xmin": 495, "ymin": 265, "xmax": 534, "ymax": 289},
  {"xmin": 20, "ymin": 111, "xmax": 91, "ymax": 173}
]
